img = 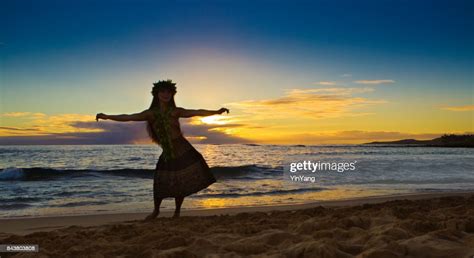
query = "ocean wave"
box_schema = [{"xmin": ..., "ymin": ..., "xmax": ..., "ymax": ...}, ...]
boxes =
[
  {"xmin": 194, "ymin": 187, "xmax": 326, "ymax": 198},
  {"xmin": 0, "ymin": 196, "xmax": 44, "ymax": 203},
  {"xmin": 0, "ymin": 165, "xmax": 280, "ymax": 181},
  {"xmin": 212, "ymin": 165, "xmax": 282, "ymax": 179},
  {"xmin": 0, "ymin": 203, "xmax": 33, "ymax": 210},
  {"xmin": 48, "ymin": 200, "xmax": 110, "ymax": 208}
]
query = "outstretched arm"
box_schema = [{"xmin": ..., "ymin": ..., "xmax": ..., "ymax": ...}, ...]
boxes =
[
  {"xmin": 177, "ymin": 107, "xmax": 229, "ymax": 118},
  {"xmin": 96, "ymin": 110, "xmax": 151, "ymax": 122}
]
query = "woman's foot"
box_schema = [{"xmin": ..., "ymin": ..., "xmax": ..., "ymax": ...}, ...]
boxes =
[
  {"xmin": 144, "ymin": 210, "xmax": 159, "ymax": 221},
  {"xmin": 173, "ymin": 197, "xmax": 184, "ymax": 219}
]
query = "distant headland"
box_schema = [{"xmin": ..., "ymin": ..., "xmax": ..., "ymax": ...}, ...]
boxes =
[{"xmin": 364, "ymin": 134, "xmax": 474, "ymax": 147}]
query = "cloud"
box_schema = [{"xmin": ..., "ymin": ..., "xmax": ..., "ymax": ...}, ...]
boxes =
[
  {"xmin": 226, "ymin": 87, "xmax": 385, "ymax": 120},
  {"xmin": 0, "ymin": 126, "xmax": 41, "ymax": 132},
  {"xmin": 313, "ymin": 81, "xmax": 337, "ymax": 85},
  {"xmin": 440, "ymin": 105, "xmax": 474, "ymax": 111},
  {"xmin": 353, "ymin": 80, "xmax": 395, "ymax": 85},
  {"xmin": 180, "ymin": 120, "xmax": 251, "ymax": 144},
  {"xmin": 1, "ymin": 125, "xmax": 468, "ymax": 145},
  {"xmin": 73, "ymin": 119, "xmax": 250, "ymax": 144},
  {"xmin": 1, "ymin": 112, "xmax": 46, "ymax": 118},
  {"xmin": 0, "ymin": 113, "xmax": 102, "ymax": 137},
  {"xmin": 0, "ymin": 113, "xmax": 250, "ymax": 145},
  {"xmin": 0, "ymin": 126, "xmax": 45, "ymax": 136},
  {"xmin": 341, "ymin": 74, "xmax": 352, "ymax": 77}
]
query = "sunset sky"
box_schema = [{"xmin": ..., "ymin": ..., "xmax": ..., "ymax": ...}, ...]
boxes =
[{"xmin": 1, "ymin": 0, "xmax": 473, "ymax": 145}]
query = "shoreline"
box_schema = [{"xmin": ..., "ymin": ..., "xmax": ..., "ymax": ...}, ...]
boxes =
[{"xmin": 1, "ymin": 190, "xmax": 473, "ymax": 236}]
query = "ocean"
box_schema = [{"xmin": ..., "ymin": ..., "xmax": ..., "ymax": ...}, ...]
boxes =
[{"xmin": 1, "ymin": 144, "xmax": 473, "ymax": 218}]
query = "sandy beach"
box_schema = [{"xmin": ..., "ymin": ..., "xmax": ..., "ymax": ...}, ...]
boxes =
[{"xmin": 0, "ymin": 191, "xmax": 473, "ymax": 257}]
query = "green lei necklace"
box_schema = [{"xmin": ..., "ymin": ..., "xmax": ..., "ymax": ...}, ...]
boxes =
[{"xmin": 152, "ymin": 106, "xmax": 176, "ymax": 162}]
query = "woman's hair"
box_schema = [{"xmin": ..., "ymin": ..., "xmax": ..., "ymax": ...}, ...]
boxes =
[{"xmin": 146, "ymin": 79, "xmax": 177, "ymax": 145}]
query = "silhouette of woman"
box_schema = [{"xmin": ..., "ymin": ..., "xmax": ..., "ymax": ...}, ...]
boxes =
[{"xmin": 96, "ymin": 79, "xmax": 228, "ymax": 220}]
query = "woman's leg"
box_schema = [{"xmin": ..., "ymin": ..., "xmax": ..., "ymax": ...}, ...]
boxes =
[
  {"xmin": 173, "ymin": 196, "xmax": 184, "ymax": 218},
  {"xmin": 145, "ymin": 176, "xmax": 163, "ymax": 221}
]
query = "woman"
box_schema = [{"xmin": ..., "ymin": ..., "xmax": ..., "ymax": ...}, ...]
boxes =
[{"xmin": 96, "ymin": 79, "xmax": 229, "ymax": 220}]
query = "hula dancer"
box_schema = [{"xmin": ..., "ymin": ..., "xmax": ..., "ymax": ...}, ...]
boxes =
[{"xmin": 96, "ymin": 79, "xmax": 229, "ymax": 220}]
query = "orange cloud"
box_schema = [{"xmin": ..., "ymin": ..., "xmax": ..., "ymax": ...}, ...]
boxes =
[
  {"xmin": 0, "ymin": 113, "xmax": 103, "ymax": 136},
  {"xmin": 440, "ymin": 105, "xmax": 474, "ymax": 111},
  {"xmin": 313, "ymin": 81, "xmax": 337, "ymax": 85},
  {"xmin": 0, "ymin": 126, "xmax": 46, "ymax": 136},
  {"xmin": 1, "ymin": 112, "xmax": 47, "ymax": 118},
  {"xmin": 0, "ymin": 112, "xmax": 250, "ymax": 144},
  {"xmin": 226, "ymin": 87, "xmax": 385, "ymax": 120}
]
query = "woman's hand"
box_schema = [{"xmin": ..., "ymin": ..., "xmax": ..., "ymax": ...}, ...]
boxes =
[
  {"xmin": 96, "ymin": 113, "xmax": 108, "ymax": 122},
  {"xmin": 217, "ymin": 108, "xmax": 229, "ymax": 115}
]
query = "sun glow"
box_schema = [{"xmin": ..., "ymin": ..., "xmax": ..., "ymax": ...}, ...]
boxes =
[{"xmin": 199, "ymin": 115, "xmax": 229, "ymax": 125}]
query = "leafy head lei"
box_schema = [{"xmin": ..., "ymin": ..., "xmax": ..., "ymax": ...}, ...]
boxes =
[
  {"xmin": 151, "ymin": 79, "xmax": 177, "ymax": 162},
  {"xmin": 152, "ymin": 79, "xmax": 177, "ymax": 95}
]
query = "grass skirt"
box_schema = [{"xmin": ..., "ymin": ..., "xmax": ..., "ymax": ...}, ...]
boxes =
[{"xmin": 153, "ymin": 135, "xmax": 217, "ymax": 198}]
